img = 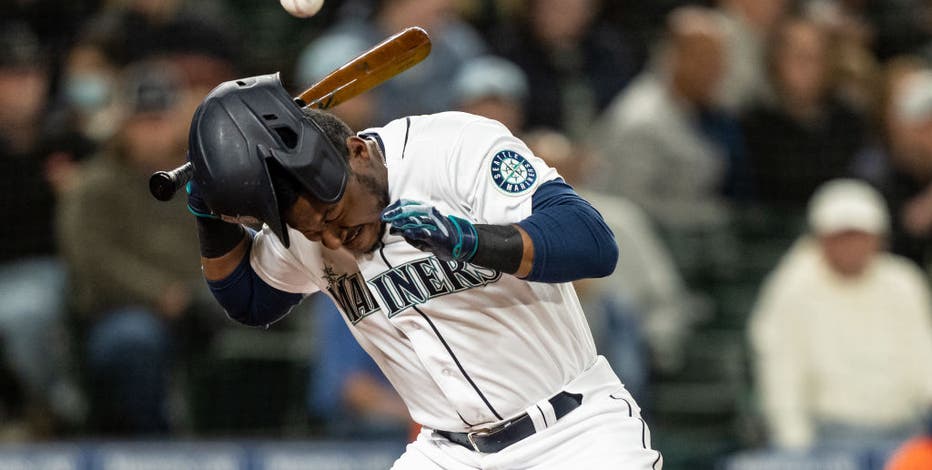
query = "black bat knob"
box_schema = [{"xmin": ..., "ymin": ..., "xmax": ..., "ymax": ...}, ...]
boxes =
[{"xmin": 149, "ymin": 162, "xmax": 194, "ymax": 201}]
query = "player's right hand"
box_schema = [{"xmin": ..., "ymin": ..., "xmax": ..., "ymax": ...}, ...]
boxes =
[{"xmin": 381, "ymin": 199, "xmax": 479, "ymax": 262}]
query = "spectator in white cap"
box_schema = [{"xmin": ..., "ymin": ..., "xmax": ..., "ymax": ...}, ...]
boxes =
[
  {"xmin": 749, "ymin": 178, "xmax": 932, "ymax": 454},
  {"xmin": 807, "ymin": 179, "xmax": 890, "ymax": 277}
]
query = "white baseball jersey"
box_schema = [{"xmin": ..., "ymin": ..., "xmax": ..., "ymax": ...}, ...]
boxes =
[{"xmin": 250, "ymin": 112, "xmax": 598, "ymax": 432}]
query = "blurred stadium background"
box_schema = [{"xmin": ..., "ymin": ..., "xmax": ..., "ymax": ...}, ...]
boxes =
[{"xmin": 1, "ymin": 0, "xmax": 932, "ymax": 469}]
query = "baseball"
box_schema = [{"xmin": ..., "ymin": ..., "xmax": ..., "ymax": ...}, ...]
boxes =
[{"xmin": 280, "ymin": 0, "xmax": 323, "ymax": 18}]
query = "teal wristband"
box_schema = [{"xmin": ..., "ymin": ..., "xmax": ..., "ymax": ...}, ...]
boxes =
[
  {"xmin": 186, "ymin": 181, "xmax": 219, "ymax": 219},
  {"xmin": 187, "ymin": 204, "xmax": 220, "ymax": 219},
  {"xmin": 448, "ymin": 215, "xmax": 479, "ymax": 261}
]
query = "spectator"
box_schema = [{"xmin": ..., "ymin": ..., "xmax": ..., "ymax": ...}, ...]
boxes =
[
  {"xmin": 492, "ymin": 0, "xmax": 638, "ymax": 139},
  {"xmin": 894, "ymin": 73, "xmax": 932, "ymax": 166},
  {"xmin": 55, "ymin": 0, "xmax": 235, "ymax": 137},
  {"xmin": 452, "ymin": 55, "xmax": 529, "ymax": 135},
  {"xmin": 749, "ymin": 179, "xmax": 932, "ymax": 452},
  {"xmin": 295, "ymin": 0, "xmax": 486, "ymax": 124},
  {"xmin": 0, "ymin": 21, "xmax": 78, "ymax": 435},
  {"xmin": 56, "ymin": 16, "xmax": 124, "ymax": 146},
  {"xmin": 57, "ymin": 61, "xmax": 221, "ymax": 435},
  {"xmin": 308, "ymin": 294, "xmax": 411, "ymax": 440},
  {"xmin": 714, "ymin": 0, "xmax": 789, "ymax": 113},
  {"xmin": 742, "ymin": 17, "xmax": 867, "ymax": 210},
  {"xmin": 804, "ymin": 0, "xmax": 881, "ymax": 114},
  {"xmin": 40, "ymin": 112, "xmax": 96, "ymax": 198},
  {"xmin": 590, "ymin": 6, "xmax": 739, "ymax": 232},
  {"xmin": 888, "ymin": 71, "xmax": 932, "ymax": 265},
  {"xmin": 854, "ymin": 59, "xmax": 932, "ymax": 267}
]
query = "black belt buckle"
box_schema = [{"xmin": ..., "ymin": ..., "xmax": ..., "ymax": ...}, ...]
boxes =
[
  {"xmin": 466, "ymin": 428, "xmax": 492, "ymax": 453},
  {"xmin": 445, "ymin": 391, "xmax": 583, "ymax": 453},
  {"xmin": 465, "ymin": 417, "xmax": 516, "ymax": 453}
]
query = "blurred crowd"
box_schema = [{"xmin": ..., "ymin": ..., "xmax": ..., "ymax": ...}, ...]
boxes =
[{"xmin": 2, "ymin": 0, "xmax": 932, "ymax": 468}]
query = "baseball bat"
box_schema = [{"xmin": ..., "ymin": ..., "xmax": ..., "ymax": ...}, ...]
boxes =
[
  {"xmin": 149, "ymin": 162, "xmax": 194, "ymax": 201},
  {"xmin": 149, "ymin": 26, "xmax": 431, "ymax": 201}
]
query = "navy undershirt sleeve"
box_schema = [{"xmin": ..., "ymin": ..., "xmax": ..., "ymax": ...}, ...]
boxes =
[
  {"xmin": 516, "ymin": 179, "xmax": 619, "ymax": 283},
  {"xmin": 207, "ymin": 240, "xmax": 304, "ymax": 327}
]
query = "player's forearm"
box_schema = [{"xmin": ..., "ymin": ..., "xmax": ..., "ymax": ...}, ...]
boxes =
[
  {"xmin": 194, "ymin": 218, "xmax": 303, "ymax": 326},
  {"xmin": 196, "ymin": 217, "xmax": 250, "ymax": 281},
  {"xmin": 468, "ymin": 223, "xmax": 532, "ymax": 277},
  {"xmin": 206, "ymin": 249, "xmax": 303, "ymax": 327},
  {"xmin": 201, "ymin": 233, "xmax": 251, "ymax": 280}
]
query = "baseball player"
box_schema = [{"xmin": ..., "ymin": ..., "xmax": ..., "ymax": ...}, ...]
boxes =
[{"xmin": 186, "ymin": 74, "xmax": 662, "ymax": 469}]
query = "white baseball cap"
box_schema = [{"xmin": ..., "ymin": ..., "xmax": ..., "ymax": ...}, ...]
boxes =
[{"xmin": 808, "ymin": 179, "xmax": 890, "ymax": 235}]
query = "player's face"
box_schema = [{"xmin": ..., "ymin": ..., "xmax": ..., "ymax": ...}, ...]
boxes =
[{"xmin": 284, "ymin": 139, "xmax": 389, "ymax": 254}]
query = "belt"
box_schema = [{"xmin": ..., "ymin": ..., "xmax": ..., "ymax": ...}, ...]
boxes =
[{"xmin": 436, "ymin": 391, "xmax": 583, "ymax": 453}]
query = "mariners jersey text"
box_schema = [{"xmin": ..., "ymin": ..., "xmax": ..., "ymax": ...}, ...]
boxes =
[{"xmin": 327, "ymin": 256, "xmax": 502, "ymax": 322}]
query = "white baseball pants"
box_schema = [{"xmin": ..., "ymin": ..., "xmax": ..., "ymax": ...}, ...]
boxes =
[{"xmin": 392, "ymin": 356, "xmax": 663, "ymax": 469}]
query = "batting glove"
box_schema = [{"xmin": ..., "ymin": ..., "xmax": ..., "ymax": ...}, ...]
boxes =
[
  {"xmin": 186, "ymin": 180, "xmax": 219, "ymax": 219},
  {"xmin": 381, "ymin": 199, "xmax": 479, "ymax": 262},
  {"xmin": 184, "ymin": 156, "xmax": 218, "ymax": 220}
]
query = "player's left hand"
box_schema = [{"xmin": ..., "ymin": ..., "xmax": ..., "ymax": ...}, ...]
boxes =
[{"xmin": 381, "ymin": 199, "xmax": 478, "ymax": 262}]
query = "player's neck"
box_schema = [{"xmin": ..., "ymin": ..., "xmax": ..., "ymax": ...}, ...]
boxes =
[{"xmin": 365, "ymin": 138, "xmax": 387, "ymax": 167}]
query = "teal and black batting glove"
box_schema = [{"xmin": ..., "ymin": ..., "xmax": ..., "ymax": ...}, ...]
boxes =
[
  {"xmin": 186, "ymin": 178, "xmax": 219, "ymax": 220},
  {"xmin": 184, "ymin": 156, "xmax": 218, "ymax": 220},
  {"xmin": 184, "ymin": 152, "xmax": 210, "ymax": 218},
  {"xmin": 381, "ymin": 199, "xmax": 479, "ymax": 262}
]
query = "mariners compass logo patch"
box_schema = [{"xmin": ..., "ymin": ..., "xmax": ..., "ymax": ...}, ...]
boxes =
[{"xmin": 490, "ymin": 150, "xmax": 536, "ymax": 195}]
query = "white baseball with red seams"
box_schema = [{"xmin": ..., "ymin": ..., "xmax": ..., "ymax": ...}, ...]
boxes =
[{"xmin": 279, "ymin": 0, "xmax": 323, "ymax": 18}]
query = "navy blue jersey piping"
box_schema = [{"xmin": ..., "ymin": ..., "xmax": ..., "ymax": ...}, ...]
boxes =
[{"xmin": 401, "ymin": 117, "xmax": 410, "ymax": 158}]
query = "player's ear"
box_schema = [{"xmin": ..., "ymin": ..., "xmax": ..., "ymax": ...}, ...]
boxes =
[{"xmin": 345, "ymin": 136, "xmax": 368, "ymax": 161}]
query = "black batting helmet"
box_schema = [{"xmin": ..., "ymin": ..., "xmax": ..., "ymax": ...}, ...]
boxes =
[{"xmin": 188, "ymin": 73, "xmax": 348, "ymax": 247}]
